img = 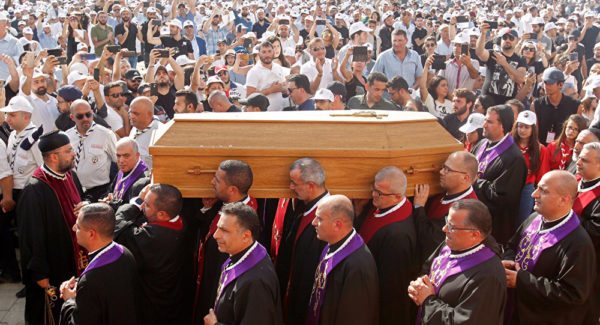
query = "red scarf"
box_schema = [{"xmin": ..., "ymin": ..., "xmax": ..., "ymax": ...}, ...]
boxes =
[{"xmin": 358, "ymin": 199, "xmax": 413, "ymax": 243}]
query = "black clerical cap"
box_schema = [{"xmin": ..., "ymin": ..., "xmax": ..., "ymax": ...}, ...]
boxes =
[{"xmin": 38, "ymin": 130, "xmax": 70, "ymax": 153}]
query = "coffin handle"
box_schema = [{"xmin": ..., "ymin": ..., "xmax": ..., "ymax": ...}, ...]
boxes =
[
  {"xmin": 186, "ymin": 167, "xmax": 218, "ymax": 175},
  {"xmin": 405, "ymin": 165, "xmax": 441, "ymax": 175}
]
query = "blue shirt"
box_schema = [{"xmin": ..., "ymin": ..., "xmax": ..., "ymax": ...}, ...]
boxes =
[
  {"xmin": 0, "ymin": 33, "xmax": 24, "ymax": 80},
  {"xmin": 232, "ymin": 9, "xmax": 253, "ymax": 31},
  {"xmin": 176, "ymin": 12, "xmax": 196, "ymax": 35},
  {"xmin": 205, "ymin": 25, "xmax": 229, "ymax": 55},
  {"xmin": 297, "ymin": 98, "xmax": 315, "ymax": 111},
  {"xmin": 37, "ymin": 31, "xmax": 58, "ymax": 49},
  {"xmin": 371, "ymin": 48, "xmax": 423, "ymax": 87}
]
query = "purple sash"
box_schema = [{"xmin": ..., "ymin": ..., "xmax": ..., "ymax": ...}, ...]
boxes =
[
  {"xmin": 112, "ymin": 160, "xmax": 148, "ymax": 201},
  {"xmin": 306, "ymin": 231, "xmax": 364, "ymax": 325},
  {"xmin": 429, "ymin": 244, "xmax": 495, "ymax": 294},
  {"xmin": 475, "ymin": 135, "xmax": 515, "ymax": 178},
  {"xmin": 80, "ymin": 243, "xmax": 124, "ymax": 277},
  {"xmin": 515, "ymin": 211, "xmax": 580, "ymax": 272},
  {"xmin": 214, "ymin": 242, "xmax": 267, "ymax": 312}
]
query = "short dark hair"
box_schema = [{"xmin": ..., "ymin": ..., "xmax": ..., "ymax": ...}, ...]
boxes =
[
  {"xmin": 387, "ymin": 76, "xmax": 409, "ymax": 91},
  {"xmin": 392, "ymin": 28, "xmax": 408, "ymax": 38},
  {"xmin": 327, "ymin": 81, "xmax": 347, "ymax": 102},
  {"xmin": 219, "ymin": 160, "xmax": 253, "ymax": 194},
  {"xmin": 259, "ymin": 41, "xmax": 274, "ymax": 50},
  {"xmin": 103, "ymin": 81, "xmax": 124, "ymax": 96},
  {"xmin": 221, "ymin": 202, "xmax": 260, "ymax": 240},
  {"xmin": 175, "ymin": 89, "xmax": 198, "ymax": 108},
  {"xmin": 289, "ymin": 74, "xmax": 311, "ymax": 94},
  {"xmin": 453, "ymin": 88, "xmax": 476, "ymax": 105},
  {"xmin": 451, "ymin": 199, "xmax": 492, "ymax": 237},
  {"xmin": 367, "ymin": 71, "xmax": 388, "ymax": 87},
  {"xmin": 149, "ymin": 184, "xmax": 183, "ymax": 218},
  {"xmin": 80, "ymin": 203, "xmax": 115, "ymax": 238}
]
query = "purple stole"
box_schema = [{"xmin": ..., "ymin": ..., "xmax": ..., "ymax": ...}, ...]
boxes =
[
  {"xmin": 306, "ymin": 230, "xmax": 364, "ymax": 325},
  {"xmin": 514, "ymin": 211, "xmax": 580, "ymax": 272},
  {"xmin": 429, "ymin": 244, "xmax": 495, "ymax": 294},
  {"xmin": 81, "ymin": 243, "xmax": 124, "ymax": 277},
  {"xmin": 475, "ymin": 135, "xmax": 515, "ymax": 178},
  {"xmin": 214, "ymin": 242, "xmax": 267, "ymax": 312},
  {"xmin": 112, "ymin": 160, "xmax": 148, "ymax": 201}
]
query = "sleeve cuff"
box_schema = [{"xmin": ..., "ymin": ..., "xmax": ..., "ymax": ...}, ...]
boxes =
[{"xmin": 129, "ymin": 197, "xmax": 144, "ymax": 209}]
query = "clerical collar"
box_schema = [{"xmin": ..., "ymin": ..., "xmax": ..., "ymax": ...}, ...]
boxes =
[
  {"xmin": 225, "ymin": 241, "xmax": 259, "ymax": 271},
  {"xmin": 541, "ymin": 210, "xmax": 572, "ymax": 231},
  {"xmin": 121, "ymin": 159, "xmax": 142, "ymax": 179},
  {"xmin": 442, "ymin": 187, "xmax": 473, "ymax": 204},
  {"xmin": 450, "ymin": 243, "xmax": 485, "ymax": 257},
  {"xmin": 87, "ymin": 242, "xmax": 113, "ymax": 262},
  {"xmin": 229, "ymin": 241, "xmax": 254, "ymax": 266},
  {"xmin": 486, "ymin": 133, "xmax": 509, "ymax": 151},
  {"xmin": 579, "ymin": 176, "xmax": 600, "ymax": 192},
  {"xmin": 42, "ymin": 164, "xmax": 66, "ymax": 180},
  {"xmin": 375, "ymin": 197, "xmax": 406, "ymax": 218},
  {"xmin": 329, "ymin": 229, "xmax": 353, "ymax": 253},
  {"xmin": 303, "ymin": 191, "xmax": 330, "ymax": 216}
]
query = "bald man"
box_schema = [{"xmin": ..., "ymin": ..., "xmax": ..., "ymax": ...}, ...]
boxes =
[
  {"xmin": 566, "ymin": 129, "xmax": 600, "ymax": 175},
  {"xmin": 129, "ymin": 97, "xmax": 160, "ymax": 168},
  {"xmin": 307, "ymin": 195, "xmax": 379, "ymax": 325},
  {"xmin": 503, "ymin": 171, "xmax": 596, "ymax": 324},
  {"xmin": 207, "ymin": 91, "xmax": 242, "ymax": 112},
  {"xmin": 105, "ymin": 138, "xmax": 150, "ymax": 210}
]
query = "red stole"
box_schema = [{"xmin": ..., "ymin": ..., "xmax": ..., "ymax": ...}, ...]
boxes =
[
  {"xmin": 32, "ymin": 166, "xmax": 86, "ymax": 275},
  {"xmin": 359, "ymin": 198, "xmax": 413, "ymax": 243},
  {"xmin": 271, "ymin": 198, "xmax": 290, "ymax": 260},
  {"xmin": 573, "ymin": 181, "xmax": 600, "ymax": 216},
  {"xmin": 427, "ymin": 187, "xmax": 478, "ymax": 219},
  {"xmin": 148, "ymin": 216, "xmax": 184, "ymax": 231}
]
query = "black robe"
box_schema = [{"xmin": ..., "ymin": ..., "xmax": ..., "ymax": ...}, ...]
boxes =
[
  {"xmin": 317, "ymin": 241, "xmax": 379, "ymax": 325},
  {"xmin": 107, "ymin": 168, "xmax": 150, "ymax": 210},
  {"xmin": 18, "ymin": 174, "xmax": 84, "ymax": 325},
  {"xmin": 503, "ymin": 212, "xmax": 597, "ymax": 324},
  {"xmin": 420, "ymin": 239, "xmax": 507, "ymax": 324},
  {"xmin": 113, "ymin": 204, "xmax": 187, "ymax": 325},
  {"xmin": 214, "ymin": 250, "xmax": 283, "ymax": 325},
  {"xmin": 59, "ymin": 245, "xmax": 141, "ymax": 325},
  {"xmin": 471, "ymin": 140, "xmax": 527, "ymax": 244}
]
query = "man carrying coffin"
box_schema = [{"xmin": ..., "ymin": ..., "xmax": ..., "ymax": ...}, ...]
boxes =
[
  {"xmin": 59, "ymin": 203, "xmax": 140, "ymax": 325},
  {"xmin": 193, "ymin": 160, "xmax": 257, "ymax": 324},
  {"xmin": 357, "ymin": 166, "xmax": 417, "ymax": 325},
  {"xmin": 203, "ymin": 203, "xmax": 283, "ymax": 325},
  {"xmin": 503, "ymin": 171, "xmax": 596, "ymax": 324},
  {"xmin": 471, "ymin": 104, "xmax": 527, "ymax": 244},
  {"xmin": 414, "ymin": 151, "xmax": 479, "ymax": 263},
  {"xmin": 307, "ymin": 194, "xmax": 379, "ymax": 325},
  {"xmin": 408, "ymin": 199, "xmax": 506, "ymax": 324},
  {"xmin": 105, "ymin": 138, "xmax": 149, "ymax": 209}
]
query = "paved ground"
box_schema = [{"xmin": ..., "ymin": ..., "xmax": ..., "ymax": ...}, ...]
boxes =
[{"xmin": 0, "ymin": 282, "xmax": 25, "ymax": 325}]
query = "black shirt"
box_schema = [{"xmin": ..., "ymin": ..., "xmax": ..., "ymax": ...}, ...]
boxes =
[
  {"xmin": 379, "ymin": 25, "xmax": 394, "ymax": 53},
  {"xmin": 251, "ymin": 20, "xmax": 270, "ymax": 40},
  {"xmin": 533, "ymin": 94, "xmax": 580, "ymax": 146},
  {"xmin": 159, "ymin": 36, "xmax": 194, "ymax": 57},
  {"xmin": 115, "ymin": 22, "xmax": 138, "ymax": 51},
  {"xmin": 579, "ymin": 25, "xmax": 600, "ymax": 59},
  {"xmin": 482, "ymin": 51, "xmax": 527, "ymax": 105},
  {"xmin": 334, "ymin": 25, "xmax": 349, "ymax": 45},
  {"xmin": 441, "ymin": 113, "xmax": 469, "ymax": 140},
  {"xmin": 141, "ymin": 22, "xmax": 160, "ymax": 52},
  {"xmin": 411, "ymin": 27, "xmax": 428, "ymax": 55},
  {"xmin": 155, "ymin": 86, "xmax": 176, "ymax": 119}
]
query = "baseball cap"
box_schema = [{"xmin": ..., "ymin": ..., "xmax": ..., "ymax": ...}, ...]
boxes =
[
  {"xmin": 516, "ymin": 110, "xmax": 537, "ymax": 126},
  {"xmin": 239, "ymin": 93, "xmax": 270, "ymax": 111},
  {"xmin": 183, "ymin": 20, "xmax": 194, "ymax": 28},
  {"xmin": 314, "ymin": 88, "xmax": 334, "ymax": 102},
  {"xmin": 0, "ymin": 96, "xmax": 34, "ymax": 113},
  {"xmin": 77, "ymin": 42, "xmax": 89, "ymax": 51},
  {"xmin": 458, "ymin": 113, "xmax": 485, "ymax": 133},
  {"xmin": 498, "ymin": 28, "xmax": 519, "ymax": 38},
  {"xmin": 67, "ymin": 71, "xmax": 87, "ymax": 85},
  {"xmin": 382, "ymin": 11, "xmax": 394, "ymax": 21},
  {"xmin": 206, "ymin": 75, "xmax": 224, "ymax": 85},
  {"xmin": 175, "ymin": 55, "xmax": 196, "ymax": 66},
  {"xmin": 327, "ymin": 81, "xmax": 347, "ymax": 101},
  {"xmin": 23, "ymin": 27, "xmax": 33, "ymax": 34},
  {"xmin": 168, "ymin": 20, "xmax": 182, "ymax": 30},
  {"xmin": 542, "ymin": 67, "xmax": 565, "ymax": 84},
  {"xmin": 349, "ymin": 22, "xmax": 371, "ymax": 37},
  {"xmin": 57, "ymin": 85, "xmax": 83, "ymax": 102},
  {"xmin": 124, "ymin": 69, "xmax": 143, "ymax": 80},
  {"xmin": 544, "ymin": 22, "xmax": 557, "ymax": 32},
  {"xmin": 215, "ymin": 65, "xmax": 229, "ymax": 74}
]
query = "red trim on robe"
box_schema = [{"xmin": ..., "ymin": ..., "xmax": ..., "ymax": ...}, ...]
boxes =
[
  {"xmin": 149, "ymin": 217, "xmax": 184, "ymax": 231},
  {"xmin": 573, "ymin": 185, "xmax": 600, "ymax": 216},
  {"xmin": 427, "ymin": 190, "xmax": 479, "ymax": 220},
  {"xmin": 271, "ymin": 198, "xmax": 289, "ymax": 261},
  {"xmin": 358, "ymin": 200, "xmax": 413, "ymax": 244}
]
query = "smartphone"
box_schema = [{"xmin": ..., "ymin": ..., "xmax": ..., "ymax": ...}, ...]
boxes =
[
  {"xmin": 316, "ymin": 19, "xmax": 326, "ymax": 25},
  {"xmin": 279, "ymin": 19, "xmax": 289, "ymax": 25},
  {"xmin": 57, "ymin": 56, "xmax": 67, "ymax": 65},
  {"xmin": 456, "ymin": 16, "xmax": 468, "ymax": 23},
  {"xmin": 150, "ymin": 83, "xmax": 159, "ymax": 96},
  {"xmin": 24, "ymin": 51, "xmax": 35, "ymax": 68},
  {"xmin": 432, "ymin": 55, "xmax": 446, "ymax": 70},
  {"xmin": 143, "ymin": 1, "xmax": 149, "ymax": 7},
  {"xmin": 352, "ymin": 46, "xmax": 368, "ymax": 62},
  {"xmin": 47, "ymin": 48, "xmax": 62, "ymax": 57},
  {"xmin": 485, "ymin": 21, "xmax": 498, "ymax": 29},
  {"xmin": 461, "ymin": 44, "xmax": 469, "ymax": 55},
  {"xmin": 570, "ymin": 51, "xmax": 578, "ymax": 61},
  {"xmin": 93, "ymin": 68, "xmax": 100, "ymax": 81},
  {"xmin": 152, "ymin": 19, "xmax": 162, "ymax": 26},
  {"xmin": 107, "ymin": 45, "xmax": 121, "ymax": 53},
  {"xmin": 215, "ymin": 50, "xmax": 221, "ymax": 56},
  {"xmin": 529, "ymin": 32, "xmax": 537, "ymax": 40},
  {"xmin": 122, "ymin": 51, "xmax": 136, "ymax": 57},
  {"xmin": 80, "ymin": 53, "xmax": 97, "ymax": 61},
  {"xmin": 156, "ymin": 49, "xmax": 169, "ymax": 58},
  {"xmin": 243, "ymin": 38, "xmax": 253, "ymax": 49}
]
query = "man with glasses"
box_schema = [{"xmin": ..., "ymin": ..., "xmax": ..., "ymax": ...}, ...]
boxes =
[
  {"xmin": 55, "ymin": 84, "xmax": 110, "ymax": 132},
  {"xmin": 386, "ymin": 76, "xmax": 412, "ymax": 110},
  {"xmin": 409, "ymin": 199, "xmax": 506, "ymax": 325},
  {"xmin": 301, "ymin": 38, "xmax": 336, "ymax": 94},
  {"xmin": 357, "ymin": 166, "xmax": 417, "ymax": 324},
  {"xmin": 476, "ymin": 26, "xmax": 527, "ymax": 106},
  {"xmin": 215, "ymin": 65, "xmax": 245, "ymax": 99},
  {"xmin": 65, "ymin": 100, "xmax": 116, "ymax": 202},
  {"xmin": 287, "ymin": 74, "xmax": 315, "ymax": 110},
  {"xmin": 103, "ymin": 81, "xmax": 129, "ymax": 138}
]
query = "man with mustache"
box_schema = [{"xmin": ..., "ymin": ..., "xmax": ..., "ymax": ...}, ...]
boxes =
[
  {"xmin": 114, "ymin": 7, "xmax": 139, "ymax": 67},
  {"xmin": 22, "ymin": 68, "xmax": 60, "ymax": 133}
]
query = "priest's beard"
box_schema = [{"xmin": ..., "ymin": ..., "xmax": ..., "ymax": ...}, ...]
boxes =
[
  {"xmin": 58, "ymin": 158, "xmax": 75, "ymax": 173},
  {"xmin": 158, "ymin": 81, "xmax": 170, "ymax": 87},
  {"xmin": 35, "ymin": 87, "xmax": 47, "ymax": 96}
]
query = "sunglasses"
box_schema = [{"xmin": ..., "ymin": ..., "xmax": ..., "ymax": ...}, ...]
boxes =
[
  {"xmin": 502, "ymin": 34, "xmax": 516, "ymax": 41},
  {"xmin": 109, "ymin": 93, "xmax": 127, "ymax": 98},
  {"xmin": 425, "ymin": 43, "xmax": 436, "ymax": 48},
  {"xmin": 75, "ymin": 112, "xmax": 93, "ymax": 119},
  {"xmin": 217, "ymin": 71, "xmax": 228, "ymax": 76},
  {"xmin": 312, "ymin": 46, "xmax": 325, "ymax": 51},
  {"xmin": 523, "ymin": 47, "xmax": 535, "ymax": 51}
]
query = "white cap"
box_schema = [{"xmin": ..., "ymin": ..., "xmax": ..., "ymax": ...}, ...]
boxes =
[
  {"xmin": 543, "ymin": 22, "xmax": 557, "ymax": 32},
  {"xmin": 76, "ymin": 42, "xmax": 88, "ymax": 51},
  {"xmin": 556, "ymin": 17, "xmax": 567, "ymax": 24},
  {"xmin": 584, "ymin": 76, "xmax": 600, "ymax": 90},
  {"xmin": 168, "ymin": 20, "xmax": 182, "ymax": 30},
  {"xmin": 18, "ymin": 20, "xmax": 26, "ymax": 26},
  {"xmin": 67, "ymin": 71, "xmax": 87, "ymax": 85},
  {"xmin": 42, "ymin": 22, "xmax": 51, "ymax": 29},
  {"xmin": 594, "ymin": 42, "xmax": 600, "ymax": 50},
  {"xmin": 32, "ymin": 69, "xmax": 47, "ymax": 79},
  {"xmin": 382, "ymin": 11, "xmax": 394, "ymax": 21},
  {"xmin": 305, "ymin": 15, "xmax": 314, "ymax": 21},
  {"xmin": 206, "ymin": 75, "xmax": 224, "ymax": 85},
  {"xmin": 349, "ymin": 22, "xmax": 371, "ymax": 36},
  {"xmin": 452, "ymin": 32, "xmax": 470, "ymax": 44},
  {"xmin": 531, "ymin": 16, "xmax": 545, "ymax": 25},
  {"xmin": 0, "ymin": 96, "xmax": 34, "ymax": 113},
  {"xmin": 70, "ymin": 63, "xmax": 89, "ymax": 76},
  {"xmin": 22, "ymin": 27, "xmax": 33, "ymax": 34},
  {"xmin": 147, "ymin": 7, "xmax": 158, "ymax": 13},
  {"xmin": 175, "ymin": 55, "xmax": 195, "ymax": 66},
  {"xmin": 183, "ymin": 20, "xmax": 194, "ymax": 28},
  {"xmin": 585, "ymin": 11, "xmax": 596, "ymax": 18},
  {"xmin": 160, "ymin": 26, "xmax": 170, "ymax": 36},
  {"xmin": 314, "ymin": 88, "xmax": 334, "ymax": 101},
  {"xmin": 516, "ymin": 110, "xmax": 537, "ymax": 125},
  {"xmin": 458, "ymin": 113, "xmax": 485, "ymax": 133}
]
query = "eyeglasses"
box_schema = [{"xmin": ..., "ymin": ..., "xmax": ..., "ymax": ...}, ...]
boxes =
[
  {"xmin": 523, "ymin": 47, "xmax": 536, "ymax": 51},
  {"xmin": 444, "ymin": 216, "xmax": 479, "ymax": 233},
  {"xmin": 425, "ymin": 43, "xmax": 435, "ymax": 48},
  {"xmin": 311, "ymin": 46, "xmax": 325, "ymax": 51},
  {"xmin": 371, "ymin": 186, "xmax": 400, "ymax": 198},
  {"xmin": 441, "ymin": 164, "xmax": 467, "ymax": 174},
  {"xmin": 75, "ymin": 112, "xmax": 93, "ymax": 119},
  {"xmin": 502, "ymin": 34, "xmax": 516, "ymax": 41},
  {"xmin": 288, "ymin": 87, "xmax": 297, "ymax": 93},
  {"xmin": 218, "ymin": 71, "xmax": 228, "ymax": 76},
  {"xmin": 109, "ymin": 93, "xmax": 127, "ymax": 98}
]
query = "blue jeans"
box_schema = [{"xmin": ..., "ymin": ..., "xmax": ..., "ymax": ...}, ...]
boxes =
[
  {"xmin": 518, "ymin": 183, "xmax": 535, "ymax": 226},
  {"xmin": 127, "ymin": 55, "xmax": 138, "ymax": 69}
]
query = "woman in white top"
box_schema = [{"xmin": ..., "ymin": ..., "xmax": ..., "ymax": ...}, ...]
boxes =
[{"xmin": 420, "ymin": 54, "xmax": 453, "ymax": 119}]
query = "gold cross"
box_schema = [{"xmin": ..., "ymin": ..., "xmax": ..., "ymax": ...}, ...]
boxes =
[{"xmin": 329, "ymin": 111, "xmax": 389, "ymax": 119}]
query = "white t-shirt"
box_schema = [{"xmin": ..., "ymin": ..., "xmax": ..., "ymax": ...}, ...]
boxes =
[
  {"xmin": 422, "ymin": 94, "xmax": 454, "ymax": 119},
  {"xmin": 301, "ymin": 58, "xmax": 334, "ymax": 92},
  {"xmin": 246, "ymin": 62, "xmax": 288, "ymax": 111},
  {"xmin": 105, "ymin": 106, "xmax": 124, "ymax": 132}
]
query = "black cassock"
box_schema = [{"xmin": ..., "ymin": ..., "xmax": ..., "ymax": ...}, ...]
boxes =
[
  {"xmin": 471, "ymin": 141, "xmax": 527, "ymax": 244},
  {"xmin": 420, "ymin": 239, "xmax": 507, "ymax": 324},
  {"xmin": 214, "ymin": 253, "xmax": 283, "ymax": 325},
  {"xmin": 578, "ymin": 192, "xmax": 600, "ymax": 324},
  {"xmin": 59, "ymin": 246, "xmax": 141, "ymax": 325},
  {"xmin": 317, "ymin": 241, "xmax": 379, "ymax": 325},
  {"xmin": 113, "ymin": 204, "xmax": 187, "ymax": 325},
  {"xmin": 503, "ymin": 212, "xmax": 596, "ymax": 324},
  {"xmin": 18, "ymin": 174, "xmax": 84, "ymax": 324}
]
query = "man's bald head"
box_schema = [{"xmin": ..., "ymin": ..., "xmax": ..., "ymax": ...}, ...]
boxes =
[
  {"xmin": 130, "ymin": 96, "xmax": 155, "ymax": 129},
  {"xmin": 448, "ymin": 151, "xmax": 479, "ymax": 182},
  {"xmin": 69, "ymin": 99, "xmax": 91, "ymax": 114},
  {"xmin": 208, "ymin": 90, "xmax": 232, "ymax": 112},
  {"xmin": 318, "ymin": 194, "xmax": 355, "ymax": 225},
  {"xmin": 544, "ymin": 170, "xmax": 578, "ymax": 200},
  {"xmin": 374, "ymin": 166, "xmax": 407, "ymax": 196}
]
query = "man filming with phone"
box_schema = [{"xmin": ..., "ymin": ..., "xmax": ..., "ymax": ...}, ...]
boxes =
[{"xmin": 438, "ymin": 35, "xmax": 480, "ymax": 93}]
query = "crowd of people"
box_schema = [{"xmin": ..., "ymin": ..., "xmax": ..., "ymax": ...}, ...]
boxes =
[{"xmin": 1, "ymin": 0, "xmax": 600, "ymax": 323}]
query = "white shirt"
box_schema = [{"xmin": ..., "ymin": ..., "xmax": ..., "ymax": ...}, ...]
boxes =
[
  {"xmin": 435, "ymin": 40, "xmax": 453, "ymax": 57},
  {"xmin": 66, "ymin": 123, "xmax": 117, "ymax": 189},
  {"xmin": 105, "ymin": 105, "xmax": 124, "ymax": 132},
  {"xmin": 129, "ymin": 118, "xmax": 160, "ymax": 168},
  {"xmin": 0, "ymin": 141, "xmax": 12, "ymax": 195},
  {"xmin": 246, "ymin": 62, "xmax": 287, "ymax": 111},
  {"xmin": 7, "ymin": 123, "xmax": 44, "ymax": 189},
  {"xmin": 28, "ymin": 94, "xmax": 59, "ymax": 133},
  {"xmin": 301, "ymin": 57, "xmax": 334, "ymax": 91}
]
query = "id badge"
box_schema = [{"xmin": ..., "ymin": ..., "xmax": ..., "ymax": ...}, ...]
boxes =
[{"xmin": 546, "ymin": 132, "xmax": 556, "ymax": 144}]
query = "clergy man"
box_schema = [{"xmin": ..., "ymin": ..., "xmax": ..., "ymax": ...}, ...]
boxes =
[
  {"xmin": 358, "ymin": 166, "xmax": 417, "ymax": 325},
  {"xmin": 307, "ymin": 194, "xmax": 379, "ymax": 325},
  {"xmin": 193, "ymin": 160, "xmax": 257, "ymax": 324},
  {"xmin": 471, "ymin": 104, "xmax": 527, "ymax": 243},
  {"xmin": 18, "ymin": 130, "xmax": 85, "ymax": 324},
  {"xmin": 59, "ymin": 203, "xmax": 140, "ymax": 325},
  {"xmin": 503, "ymin": 171, "xmax": 596, "ymax": 324},
  {"xmin": 408, "ymin": 199, "xmax": 506, "ymax": 324},
  {"xmin": 105, "ymin": 138, "xmax": 150, "ymax": 209},
  {"xmin": 203, "ymin": 202, "xmax": 283, "ymax": 325},
  {"xmin": 414, "ymin": 151, "xmax": 479, "ymax": 263},
  {"xmin": 566, "ymin": 129, "xmax": 599, "ymax": 175},
  {"xmin": 272, "ymin": 158, "xmax": 330, "ymax": 325}
]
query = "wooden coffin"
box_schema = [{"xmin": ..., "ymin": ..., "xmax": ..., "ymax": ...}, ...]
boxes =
[{"xmin": 150, "ymin": 110, "xmax": 463, "ymax": 198}]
